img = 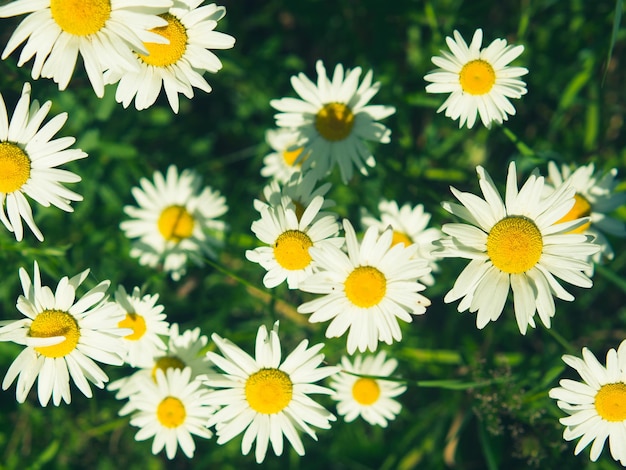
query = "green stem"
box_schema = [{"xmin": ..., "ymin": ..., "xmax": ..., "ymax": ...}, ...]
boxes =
[
  {"xmin": 500, "ymin": 127, "xmax": 535, "ymax": 157},
  {"xmin": 542, "ymin": 325, "xmax": 576, "ymax": 354}
]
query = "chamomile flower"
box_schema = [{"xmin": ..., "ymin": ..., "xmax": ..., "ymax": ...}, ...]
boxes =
[
  {"xmin": 0, "ymin": 261, "xmax": 127, "ymax": 406},
  {"xmin": 0, "ymin": 83, "xmax": 86, "ymax": 241},
  {"xmin": 438, "ymin": 161, "xmax": 599, "ymax": 334},
  {"xmin": 270, "ymin": 60, "xmax": 396, "ymax": 183},
  {"xmin": 120, "ymin": 165, "xmax": 228, "ymax": 281},
  {"xmin": 0, "ymin": 0, "xmax": 172, "ymax": 97},
  {"xmin": 361, "ymin": 199, "xmax": 442, "ymax": 285},
  {"xmin": 120, "ymin": 367, "xmax": 214, "ymax": 459},
  {"xmin": 549, "ymin": 341, "xmax": 626, "ymax": 465},
  {"xmin": 253, "ymin": 170, "xmax": 335, "ymax": 218},
  {"xmin": 330, "ymin": 351, "xmax": 406, "ymax": 427},
  {"xmin": 546, "ymin": 161, "xmax": 626, "ymax": 262},
  {"xmin": 114, "ymin": 285, "xmax": 170, "ymax": 367},
  {"xmin": 260, "ymin": 128, "xmax": 308, "ymax": 183},
  {"xmin": 105, "ymin": 0, "xmax": 235, "ymax": 113},
  {"xmin": 204, "ymin": 322, "xmax": 338, "ymax": 463},
  {"xmin": 298, "ymin": 219, "xmax": 431, "ymax": 354},
  {"xmin": 109, "ymin": 323, "xmax": 212, "ymax": 401},
  {"xmin": 246, "ymin": 195, "xmax": 342, "ymax": 289},
  {"xmin": 424, "ymin": 28, "xmax": 528, "ymax": 129}
]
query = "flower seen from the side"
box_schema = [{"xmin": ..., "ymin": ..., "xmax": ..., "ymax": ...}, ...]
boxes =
[
  {"xmin": 114, "ymin": 285, "xmax": 170, "ymax": 367},
  {"xmin": 424, "ymin": 28, "xmax": 528, "ymax": 129},
  {"xmin": 361, "ymin": 199, "xmax": 442, "ymax": 285},
  {"xmin": 0, "ymin": 83, "xmax": 86, "ymax": 241},
  {"xmin": 0, "ymin": 261, "xmax": 127, "ymax": 406},
  {"xmin": 204, "ymin": 322, "xmax": 339, "ymax": 463},
  {"xmin": 546, "ymin": 161, "xmax": 626, "ymax": 263},
  {"xmin": 330, "ymin": 351, "xmax": 406, "ymax": 427},
  {"xmin": 120, "ymin": 165, "xmax": 228, "ymax": 281},
  {"xmin": 260, "ymin": 128, "xmax": 308, "ymax": 183},
  {"xmin": 549, "ymin": 341, "xmax": 626, "ymax": 465},
  {"xmin": 105, "ymin": 0, "xmax": 235, "ymax": 113},
  {"xmin": 0, "ymin": 0, "xmax": 172, "ymax": 97},
  {"xmin": 120, "ymin": 367, "xmax": 214, "ymax": 459},
  {"xmin": 271, "ymin": 60, "xmax": 396, "ymax": 183},
  {"xmin": 438, "ymin": 161, "xmax": 599, "ymax": 334},
  {"xmin": 298, "ymin": 219, "xmax": 431, "ymax": 354},
  {"xmin": 246, "ymin": 195, "xmax": 342, "ymax": 289}
]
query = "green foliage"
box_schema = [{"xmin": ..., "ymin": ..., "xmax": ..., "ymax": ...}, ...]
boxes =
[{"xmin": 0, "ymin": 0, "xmax": 625, "ymax": 469}]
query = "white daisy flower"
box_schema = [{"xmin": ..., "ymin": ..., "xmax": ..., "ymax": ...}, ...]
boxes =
[
  {"xmin": 0, "ymin": 261, "xmax": 127, "ymax": 406},
  {"xmin": 0, "ymin": 0, "xmax": 172, "ymax": 97},
  {"xmin": 120, "ymin": 366, "xmax": 214, "ymax": 459},
  {"xmin": 0, "ymin": 82, "xmax": 86, "ymax": 241},
  {"xmin": 330, "ymin": 351, "xmax": 406, "ymax": 427},
  {"xmin": 361, "ymin": 198, "xmax": 442, "ymax": 286},
  {"xmin": 246, "ymin": 195, "xmax": 343, "ymax": 289},
  {"xmin": 114, "ymin": 285, "xmax": 170, "ymax": 367},
  {"xmin": 549, "ymin": 341, "xmax": 626, "ymax": 465},
  {"xmin": 298, "ymin": 219, "xmax": 432, "ymax": 354},
  {"xmin": 253, "ymin": 170, "xmax": 335, "ymax": 219},
  {"xmin": 108, "ymin": 322, "xmax": 213, "ymax": 399},
  {"xmin": 546, "ymin": 161, "xmax": 626, "ymax": 262},
  {"xmin": 260, "ymin": 128, "xmax": 309, "ymax": 183},
  {"xmin": 424, "ymin": 28, "xmax": 528, "ymax": 129},
  {"xmin": 438, "ymin": 161, "xmax": 599, "ymax": 334},
  {"xmin": 105, "ymin": 0, "xmax": 235, "ymax": 113},
  {"xmin": 270, "ymin": 60, "xmax": 396, "ymax": 183},
  {"xmin": 204, "ymin": 322, "xmax": 339, "ymax": 464},
  {"xmin": 120, "ymin": 165, "xmax": 228, "ymax": 281}
]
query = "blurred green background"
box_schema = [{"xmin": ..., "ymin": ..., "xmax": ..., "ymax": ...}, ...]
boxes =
[{"xmin": 0, "ymin": 0, "xmax": 625, "ymax": 468}]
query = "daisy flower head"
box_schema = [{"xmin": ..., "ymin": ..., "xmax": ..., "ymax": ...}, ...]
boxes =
[
  {"xmin": 438, "ymin": 161, "xmax": 599, "ymax": 334},
  {"xmin": 246, "ymin": 195, "xmax": 343, "ymax": 289},
  {"xmin": 0, "ymin": 83, "xmax": 87, "ymax": 241},
  {"xmin": 120, "ymin": 165, "xmax": 228, "ymax": 281},
  {"xmin": 114, "ymin": 285, "xmax": 170, "ymax": 367},
  {"xmin": 330, "ymin": 351, "xmax": 406, "ymax": 427},
  {"xmin": 298, "ymin": 219, "xmax": 432, "ymax": 354},
  {"xmin": 546, "ymin": 161, "xmax": 626, "ymax": 263},
  {"xmin": 549, "ymin": 341, "xmax": 626, "ymax": 465},
  {"xmin": 270, "ymin": 60, "xmax": 396, "ymax": 183},
  {"xmin": 204, "ymin": 322, "xmax": 339, "ymax": 464},
  {"xmin": 0, "ymin": 261, "xmax": 128, "ymax": 406},
  {"xmin": 0, "ymin": 0, "xmax": 172, "ymax": 97},
  {"xmin": 120, "ymin": 366, "xmax": 214, "ymax": 459},
  {"xmin": 253, "ymin": 170, "xmax": 335, "ymax": 218},
  {"xmin": 361, "ymin": 198, "xmax": 442, "ymax": 286},
  {"xmin": 260, "ymin": 128, "xmax": 309, "ymax": 183},
  {"xmin": 105, "ymin": 0, "xmax": 236, "ymax": 113},
  {"xmin": 424, "ymin": 28, "xmax": 528, "ymax": 129},
  {"xmin": 109, "ymin": 322, "xmax": 213, "ymax": 399}
]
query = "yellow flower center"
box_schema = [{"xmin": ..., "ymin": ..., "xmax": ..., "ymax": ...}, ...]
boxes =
[
  {"xmin": 138, "ymin": 13, "xmax": 188, "ymax": 67},
  {"xmin": 29, "ymin": 309, "xmax": 80, "ymax": 358},
  {"xmin": 151, "ymin": 356, "xmax": 186, "ymax": 381},
  {"xmin": 391, "ymin": 230, "xmax": 412, "ymax": 247},
  {"xmin": 315, "ymin": 102, "xmax": 355, "ymax": 141},
  {"xmin": 118, "ymin": 312, "xmax": 147, "ymax": 341},
  {"xmin": 459, "ymin": 59, "xmax": 496, "ymax": 95},
  {"xmin": 157, "ymin": 396, "xmax": 186, "ymax": 428},
  {"xmin": 0, "ymin": 142, "xmax": 31, "ymax": 193},
  {"xmin": 282, "ymin": 147, "xmax": 305, "ymax": 167},
  {"xmin": 555, "ymin": 193, "xmax": 592, "ymax": 234},
  {"xmin": 486, "ymin": 216, "xmax": 543, "ymax": 274},
  {"xmin": 595, "ymin": 383, "xmax": 626, "ymax": 422},
  {"xmin": 245, "ymin": 368, "xmax": 293, "ymax": 414},
  {"xmin": 352, "ymin": 377, "xmax": 381, "ymax": 405},
  {"xmin": 344, "ymin": 266, "xmax": 387, "ymax": 308},
  {"xmin": 157, "ymin": 205, "xmax": 195, "ymax": 242},
  {"xmin": 50, "ymin": 0, "xmax": 111, "ymax": 36},
  {"xmin": 273, "ymin": 230, "xmax": 313, "ymax": 270}
]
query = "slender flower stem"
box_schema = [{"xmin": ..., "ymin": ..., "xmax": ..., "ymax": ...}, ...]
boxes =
[
  {"xmin": 542, "ymin": 325, "xmax": 576, "ymax": 354},
  {"xmin": 501, "ymin": 127, "xmax": 535, "ymax": 157}
]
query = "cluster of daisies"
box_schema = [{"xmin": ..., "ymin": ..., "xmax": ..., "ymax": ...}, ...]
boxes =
[{"xmin": 0, "ymin": 5, "xmax": 625, "ymax": 465}]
